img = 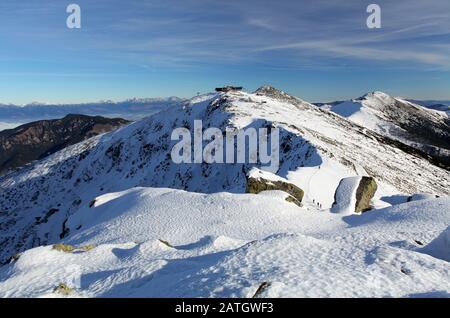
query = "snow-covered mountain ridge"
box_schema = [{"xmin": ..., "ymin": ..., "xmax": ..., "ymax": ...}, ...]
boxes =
[
  {"xmin": 1, "ymin": 86, "xmax": 448, "ymax": 264},
  {"xmin": 0, "ymin": 86, "xmax": 449, "ymax": 297},
  {"xmin": 318, "ymin": 92, "xmax": 450, "ymax": 167}
]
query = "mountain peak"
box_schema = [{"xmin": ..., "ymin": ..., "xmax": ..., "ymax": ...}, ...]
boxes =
[
  {"xmin": 357, "ymin": 91, "xmax": 392, "ymax": 101},
  {"xmin": 254, "ymin": 85, "xmax": 285, "ymax": 95},
  {"xmin": 253, "ymin": 85, "xmax": 302, "ymax": 103}
]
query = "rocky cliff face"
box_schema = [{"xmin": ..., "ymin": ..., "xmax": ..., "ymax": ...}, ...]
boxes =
[{"xmin": 0, "ymin": 114, "xmax": 129, "ymax": 175}]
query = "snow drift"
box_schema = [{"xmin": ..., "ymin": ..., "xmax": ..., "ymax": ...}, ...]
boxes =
[{"xmin": 421, "ymin": 226, "xmax": 450, "ymax": 262}]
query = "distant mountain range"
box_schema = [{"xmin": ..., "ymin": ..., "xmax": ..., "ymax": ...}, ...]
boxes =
[
  {"xmin": 0, "ymin": 97, "xmax": 185, "ymax": 131},
  {"xmin": 406, "ymin": 100, "xmax": 450, "ymax": 112}
]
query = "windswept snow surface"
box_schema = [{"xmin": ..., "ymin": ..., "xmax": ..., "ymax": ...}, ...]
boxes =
[
  {"xmin": 0, "ymin": 188, "xmax": 449, "ymax": 298},
  {"xmin": 421, "ymin": 226, "xmax": 450, "ymax": 262}
]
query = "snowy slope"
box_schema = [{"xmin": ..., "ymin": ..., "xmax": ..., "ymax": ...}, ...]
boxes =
[
  {"xmin": 420, "ymin": 226, "xmax": 450, "ymax": 262},
  {"xmin": 0, "ymin": 188, "xmax": 448, "ymax": 298},
  {"xmin": 407, "ymin": 100, "xmax": 450, "ymax": 114},
  {"xmin": 0, "ymin": 86, "xmax": 449, "ymax": 297},
  {"xmin": 320, "ymin": 92, "xmax": 450, "ymax": 166}
]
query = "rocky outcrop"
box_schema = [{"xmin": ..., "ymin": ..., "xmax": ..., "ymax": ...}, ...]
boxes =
[
  {"xmin": 332, "ymin": 176, "xmax": 377, "ymax": 214},
  {"xmin": 215, "ymin": 86, "xmax": 243, "ymax": 92},
  {"xmin": 0, "ymin": 114, "xmax": 129, "ymax": 175},
  {"xmin": 246, "ymin": 169, "xmax": 304, "ymax": 206},
  {"xmin": 407, "ymin": 193, "xmax": 438, "ymax": 202},
  {"xmin": 254, "ymin": 85, "xmax": 300, "ymax": 104},
  {"xmin": 354, "ymin": 177, "xmax": 378, "ymax": 213},
  {"xmin": 252, "ymin": 282, "xmax": 272, "ymax": 298}
]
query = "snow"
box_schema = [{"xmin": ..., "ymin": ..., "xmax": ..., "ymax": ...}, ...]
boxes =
[
  {"xmin": 0, "ymin": 188, "xmax": 448, "ymax": 298},
  {"xmin": 247, "ymin": 167, "xmax": 288, "ymax": 182},
  {"xmin": 409, "ymin": 193, "xmax": 437, "ymax": 202},
  {"xmin": 331, "ymin": 177, "xmax": 361, "ymax": 215},
  {"xmin": 65, "ymin": 187, "xmax": 331, "ymax": 247},
  {"xmin": 321, "ymin": 91, "xmax": 450, "ymax": 160},
  {"xmin": 328, "ymin": 100, "xmax": 381, "ymax": 132},
  {"xmin": 420, "ymin": 226, "xmax": 450, "ymax": 262}
]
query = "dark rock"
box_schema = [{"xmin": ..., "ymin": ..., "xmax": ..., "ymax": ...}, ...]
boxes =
[
  {"xmin": 252, "ymin": 282, "xmax": 272, "ymax": 298},
  {"xmin": 247, "ymin": 174, "xmax": 304, "ymax": 207},
  {"xmin": 215, "ymin": 86, "xmax": 243, "ymax": 92},
  {"xmin": 0, "ymin": 114, "xmax": 129, "ymax": 176},
  {"xmin": 355, "ymin": 177, "xmax": 378, "ymax": 213}
]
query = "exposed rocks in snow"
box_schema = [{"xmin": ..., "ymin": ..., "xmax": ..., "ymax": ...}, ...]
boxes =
[
  {"xmin": 332, "ymin": 176, "xmax": 377, "ymax": 214},
  {"xmin": 355, "ymin": 177, "xmax": 378, "ymax": 212},
  {"xmin": 252, "ymin": 282, "xmax": 272, "ymax": 298},
  {"xmin": 407, "ymin": 193, "xmax": 438, "ymax": 202},
  {"xmin": 8, "ymin": 253, "xmax": 21, "ymax": 264},
  {"xmin": 53, "ymin": 283, "xmax": 74, "ymax": 296},
  {"xmin": 89, "ymin": 200, "xmax": 96, "ymax": 208},
  {"xmin": 246, "ymin": 169, "xmax": 304, "ymax": 206},
  {"xmin": 35, "ymin": 208, "xmax": 60, "ymax": 225},
  {"xmin": 158, "ymin": 239, "xmax": 174, "ymax": 248},
  {"xmin": 52, "ymin": 243, "xmax": 95, "ymax": 253},
  {"xmin": 253, "ymin": 85, "xmax": 300, "ymax": 105},
  {"xmin": 215, "ymin": 86, "xmax": 243, "ymax": 93},
  {"xmin": 53, "ymin": 243, "xmax": 75, "ymax": 253}
]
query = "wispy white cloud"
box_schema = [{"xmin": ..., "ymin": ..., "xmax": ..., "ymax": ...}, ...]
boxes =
[
  {"xmin": 257, "ymin": 38, "xmax": 450, "ymax": 67},
  {"xmin": 247, "ymin": 18, "xmax": 278, "ymax": 31},
  {"xmin": 2, "ymin": 0, "xmax": 450, "ymax": 70}
]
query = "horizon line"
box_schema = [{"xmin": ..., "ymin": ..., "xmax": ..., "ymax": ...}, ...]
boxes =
[{"xmin": 1, "ymin": 88, "xmax": 450, "ymax": 106}]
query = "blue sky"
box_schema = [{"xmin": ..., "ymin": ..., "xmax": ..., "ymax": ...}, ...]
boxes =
[{"xmin": 0, "ymin": 0, "xmax": 449, "ymax": 104}]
